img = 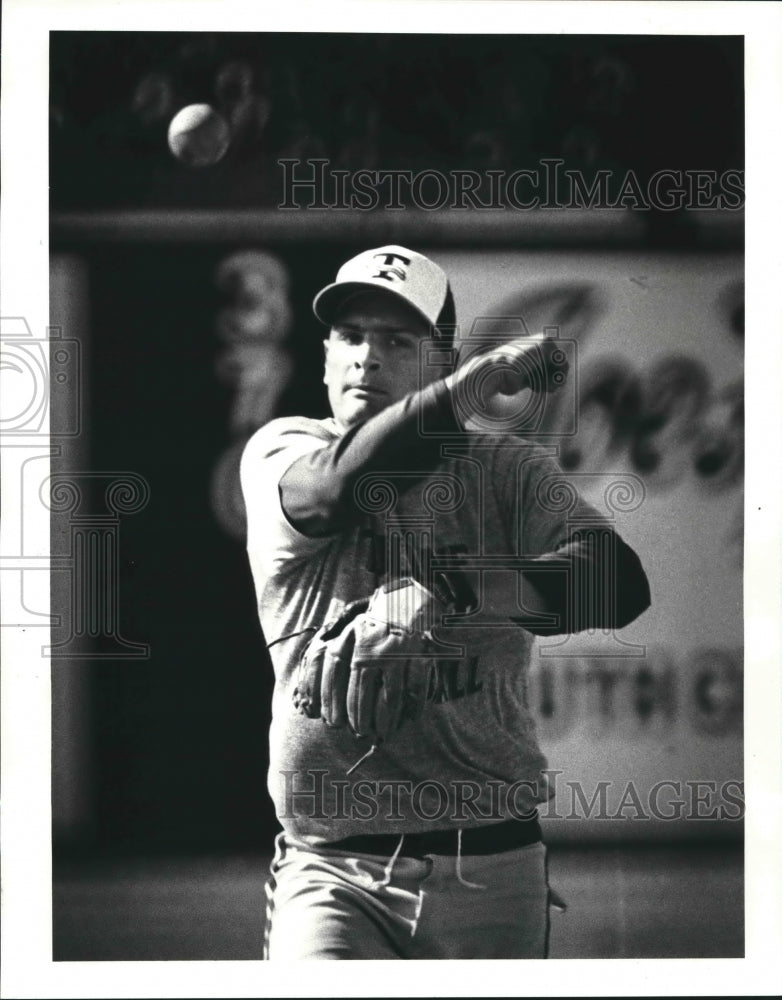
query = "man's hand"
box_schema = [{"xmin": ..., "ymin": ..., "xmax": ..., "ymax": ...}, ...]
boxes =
[
  {"xmin": 293, "ymin": 578, "xmax": 445, "ymax": 743},
  {"xmin": 447, "ymin": 332, "xmax": 570, "ymax": 399}
]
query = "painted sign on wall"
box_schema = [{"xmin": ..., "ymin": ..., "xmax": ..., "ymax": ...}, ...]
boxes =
[{"xmin": 437, "ymin": 249, "xmax": 743, "ymax": 839}]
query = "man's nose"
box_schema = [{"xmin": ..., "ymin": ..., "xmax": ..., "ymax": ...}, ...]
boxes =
[{"xmin": 352, "ymin": 339, "xmax": 382, "ymax": 370}]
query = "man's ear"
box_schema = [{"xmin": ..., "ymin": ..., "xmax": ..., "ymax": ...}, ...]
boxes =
[{"xmin": 322, "ymin": 339, "xmax": 330, "ymax": 386}]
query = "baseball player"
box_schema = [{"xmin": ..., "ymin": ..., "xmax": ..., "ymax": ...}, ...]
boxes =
[{"xmin": 240, "ymin": 246, "xmax": 651, "ymax": 960}]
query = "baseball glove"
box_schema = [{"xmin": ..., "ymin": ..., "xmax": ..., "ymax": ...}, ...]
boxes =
[{"xmin": 293, "ymin": 577, "xmax": 446, "ymax": 743}]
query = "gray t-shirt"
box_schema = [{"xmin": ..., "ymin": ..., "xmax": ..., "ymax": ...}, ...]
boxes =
[{"xmin": 241, "ymin": 415, "xmax": 601, "ymax": 841}]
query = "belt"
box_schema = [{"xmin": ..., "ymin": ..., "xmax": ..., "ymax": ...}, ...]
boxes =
[{"xmin": 325, "ymin": 814, "xmax": 542, "ymax": 858}]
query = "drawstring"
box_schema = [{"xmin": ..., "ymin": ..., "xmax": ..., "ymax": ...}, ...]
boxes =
[
  {"xmin": 265, "ymin": 627, "xmax": 317, "ymax": 650},
  {"xmin": 371, "ymin": 834, "xmax": 424, "ymax": 939},
  {"xmin": 373, "ymin": 829, "xmax": 487, "ymax": 893},
  {"xmin": 455, "ymin": 829, "xmax": 486, "ymax": 890},
  {"xmin": 376, "ymin": 834, "xmax": 406, "ymax": 887},
  {"xmin": 345, "ymin": 743, "xmax": 379, "ymax": 776}
]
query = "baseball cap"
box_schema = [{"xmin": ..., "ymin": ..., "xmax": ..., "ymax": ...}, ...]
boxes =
[{"xmin": 312, "ymin": 245, "xmax": 456, "ymax": 338}]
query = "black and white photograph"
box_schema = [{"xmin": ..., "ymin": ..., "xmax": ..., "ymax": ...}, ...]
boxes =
[{"xmin": 2, "ymin": 1, "xmax": 781, "ymax": 996}]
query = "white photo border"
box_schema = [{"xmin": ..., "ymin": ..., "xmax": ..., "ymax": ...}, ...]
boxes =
[{"xmin": 2, "ymin": 1, "xmax": 781, "ymax": 996}]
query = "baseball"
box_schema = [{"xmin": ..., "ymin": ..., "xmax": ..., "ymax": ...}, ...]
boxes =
[{"xmin": 167, "ymin": 104, "xmax": 231, "ymax": 167}]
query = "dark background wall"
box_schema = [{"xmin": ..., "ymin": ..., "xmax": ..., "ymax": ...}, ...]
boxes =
[{"xmin": 80, "ymin": 243, "xmax": 361, "ymax": 850}]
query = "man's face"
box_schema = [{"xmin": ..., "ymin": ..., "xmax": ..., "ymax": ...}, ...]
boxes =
[{"xmin": 323, "ymin": 290, "xmax": 437, "ymax": 430}]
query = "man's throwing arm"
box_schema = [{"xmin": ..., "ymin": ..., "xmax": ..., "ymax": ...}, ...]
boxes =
[
  {"xmin": 280, "ymin": 380, "xmax": 458, "ymax": 537},
  {"xmin": 279, "ymin": 334, "xmax": 566, "ymax": 538}
]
